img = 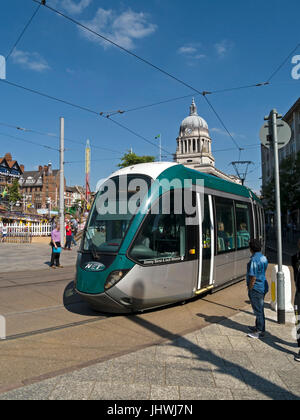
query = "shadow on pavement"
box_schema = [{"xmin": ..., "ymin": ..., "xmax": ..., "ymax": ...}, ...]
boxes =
[
  {"xmin": 127, "ymin": 313, "xmax": 299, "ymax": 399},
  {"xmin": 63, "ymin": 281, "xmax": 101, "ymax": 317}
]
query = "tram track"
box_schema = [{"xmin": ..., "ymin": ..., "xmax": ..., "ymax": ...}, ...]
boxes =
[
  {"xmin": 4, "ymin": 312, "xmax": 108, "ymax": 342},
  {"xmin": 0, "ymin": 277, "xmax": 74, "ymax": 289}
]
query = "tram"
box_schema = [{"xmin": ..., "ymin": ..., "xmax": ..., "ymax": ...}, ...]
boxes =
[{"xmin": 75, "ymin": 162, "xmax": 265, "ymax": 313}]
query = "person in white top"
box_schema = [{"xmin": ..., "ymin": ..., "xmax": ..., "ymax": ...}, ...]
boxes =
[{"xmin": 1, "ymin": 224, "xmax": 8, "ymax": 242}]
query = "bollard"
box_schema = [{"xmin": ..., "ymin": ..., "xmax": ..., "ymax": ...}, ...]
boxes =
[
  {"xmin": 0, "ymin": 315, "xmax": 6, "ymax": 340},
  {"xmin": 271, "ymin": 265, "xmax": 294, "ymax": 312}
]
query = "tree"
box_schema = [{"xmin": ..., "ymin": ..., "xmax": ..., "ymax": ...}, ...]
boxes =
[
  {"xmin": 8, "ymin": 179, "xmax": 21, "ymax": 204},
  {"xmin": 262, "ymin": 151, "xmax": 300, "ymax": 221},
  {"xmin": 118, "ymin": 150, "xmax": 155, "ymax": 169}
]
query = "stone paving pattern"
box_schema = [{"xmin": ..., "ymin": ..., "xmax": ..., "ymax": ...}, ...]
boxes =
[{"xmin": 1, "ymin": 306, "xmax": 299, "ymax": 400}]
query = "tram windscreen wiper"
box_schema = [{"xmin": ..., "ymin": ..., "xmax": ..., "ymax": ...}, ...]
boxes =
[{"xmin": 84, "ymin": 228, "xmax": 100, "ymax": 260}]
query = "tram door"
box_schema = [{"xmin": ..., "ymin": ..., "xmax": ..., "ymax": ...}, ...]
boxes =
[{"xmin": 196, "ymin": 194, "xmax": 215, "ymax": 291}]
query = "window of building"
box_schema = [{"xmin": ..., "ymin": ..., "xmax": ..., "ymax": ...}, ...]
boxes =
[
  {"xmin": 129, "ymin": 192, "xmax": 186, "ymax": 264},
  {"xmin": 236, "ymin": 202, "xmax": 251, "ymax": 249},
  {"xmin": 215, "ymin": 197, "xmax": 236, "ymax": 253}
]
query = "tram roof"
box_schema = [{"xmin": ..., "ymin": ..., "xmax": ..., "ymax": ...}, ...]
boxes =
[
  {"xmin": 108, "ymin": 162, "xmax": 261, "ymax": 203},
  {"xmin": 159, "ymin": 164, "xmax": 261, "ymax": 203}
]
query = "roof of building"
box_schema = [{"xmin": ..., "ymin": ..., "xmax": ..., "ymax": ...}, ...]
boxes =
[
  {"xmin": 19, "ymin": 169, "xmax": 59, "ymax": 187},
  {"xmin": 179, "ymin": 99, "xmax": 209, "ymax": 135},
  {"xmin": 283, "ymin": 97, "xmax": 300, "ymax": 121}
]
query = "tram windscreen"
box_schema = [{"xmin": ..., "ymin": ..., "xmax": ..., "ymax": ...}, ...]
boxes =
[{"xmin": 83, "ymin": 175, "xmax": 152, "ymax": 253}]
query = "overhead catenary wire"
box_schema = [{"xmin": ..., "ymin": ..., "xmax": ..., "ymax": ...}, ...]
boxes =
[
  {"xmin": 0, "ymin": 131, "xmax": 59, "ymax": 151},
  {"xmin": 266, "ymin": 42, "xmax": 300, "ymax": 82},
  {"xmin": 6, "ymin": 2, "xmax": 43, "ymax": 61},
  {"xmin": 29, "ymin": 0, "xmax": 253, "ymax": 152},
  {"xmin": 0, "ymin": 78, "xmax": 174, "ymax": 156},
  {"xmin": 203, "ymin": 95, "xmax": 241, "ymax": 151},
  {"xmin": 9, "ymin": 1, "xmax": 298, "ymax": 158},
  {"xmin": 0, "ymin": 120, "xmax": 125, "ymax": 155}
]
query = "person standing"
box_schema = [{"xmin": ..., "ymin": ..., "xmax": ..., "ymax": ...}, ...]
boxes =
[
  {"xmin": 50, "ymin": 224, "xmax": 63, "ymax": 268},
  {"xmin": 1, "ymin": 223, "xmax": 7, "ymax": 242},
  {"xmin": 65, "ymin": 220, "xmax": 72, "ymax": 250},
  {"xmin": 246, "ymin": 239, "xmax": 269, "ymax": 339},
  {"xmin": 70, "ymin": 217, "xmax": 78, "ymax": 247},
  {"xmin": 292, "ymin": 238, "xmax": 300, "ymax": 362}
]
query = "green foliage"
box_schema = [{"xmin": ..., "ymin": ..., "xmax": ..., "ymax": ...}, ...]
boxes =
[
  {"xmin": 8, "ymin": 179, "xmax": 21, "ymax": 204},
  {"xmin": 118, "ymin": 151, "xmax": 155, "ymax": 169},
  {"xmin": 262, "ymin": 151, "xmax": 300, "ymax": 216}
]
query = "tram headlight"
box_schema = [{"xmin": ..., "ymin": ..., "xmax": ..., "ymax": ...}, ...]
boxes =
[{"xmin": 104, "ymin": 270, "xmax": 129, "ymax": 290}]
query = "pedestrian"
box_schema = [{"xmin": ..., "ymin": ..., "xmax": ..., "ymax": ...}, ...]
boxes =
[
  {"xmin": 246, "ymin": 239, "xmax": 269, "ymax": 339},
  {"xmin": 70, "ymin": 217, "xmax": 78, "ymax": 246},
  {"xmin": 291, "ymin": 238, "xmax": 300, "ymax": 362},
  {"xmin": 1, "ymin": 223, "xmax": 8, "ymax": 242},
  {"xmin": 65, "ymin": 220, "xmax": 72, "ymax": 250},
  {"xmin": 50, "ymin": 224, "xmax": 63, "ymax": 268},
  {"xmin": 50, "ymin": 216, "xmax": 57, "ymax": 231}
]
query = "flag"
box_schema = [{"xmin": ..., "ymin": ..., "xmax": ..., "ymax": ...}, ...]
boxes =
[{"xmin": 1, "ymin": 187, "xmax": 8, "ymax": 198}]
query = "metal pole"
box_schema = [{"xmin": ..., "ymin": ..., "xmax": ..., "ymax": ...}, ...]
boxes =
[
  {"xmin": 59, "ymin": 117, "xmax": 65, "ymax": 247},
  {"xmin": 160, "ymin": 135, "xmax": 162, "ymax": 162},
  {"xmin": 270, "ymin": 109, "xmax": 285, "ymax": 324}
]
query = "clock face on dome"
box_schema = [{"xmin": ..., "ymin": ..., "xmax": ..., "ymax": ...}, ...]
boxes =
[{"xmin": 185, "ymin": 128, "xmax": 192, "ymax": 135}]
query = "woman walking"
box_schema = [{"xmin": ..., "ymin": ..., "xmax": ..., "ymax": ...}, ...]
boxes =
[{"xmin": 50, "ymin": 224, "xmax": 63, "ymax": 268}]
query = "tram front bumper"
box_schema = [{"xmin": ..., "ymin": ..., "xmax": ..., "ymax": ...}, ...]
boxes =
[{"xmin": 75, "ymin": 289, "xmax": 133, "ymax": 314}]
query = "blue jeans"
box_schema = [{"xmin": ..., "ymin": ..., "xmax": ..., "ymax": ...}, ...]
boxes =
[{"xmin": 248, "ymin": 289, "xmax": 266, "ymax": 333}]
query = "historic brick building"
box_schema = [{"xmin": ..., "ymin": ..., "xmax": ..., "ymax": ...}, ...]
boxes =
[{"xmin": 19, "ymin": 163, "xmax": 65, "ymax": 211}]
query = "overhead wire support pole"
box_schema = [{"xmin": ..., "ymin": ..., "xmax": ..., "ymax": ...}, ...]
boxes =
[
  {"xmin": 230, "ymin": 160, "xmax": 254, "ymax": 185},
  {"xmin": 59, "ymin": 117, "xmax": 65, "ymax": 248},
  {"xmin": 265, "ymin": 109, "xmax": 285, "ymax": 324}
]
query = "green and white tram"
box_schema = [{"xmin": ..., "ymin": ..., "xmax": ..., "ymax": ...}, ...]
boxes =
[{"xmin": 75, "ymin": 162, "xmax": 265, "ymax": 313}]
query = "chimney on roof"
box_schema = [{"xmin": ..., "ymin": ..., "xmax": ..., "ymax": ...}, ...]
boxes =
[
  {"xmin": 48, "ymin": 162, "xmax": 52, "ymax": 175},
  {"xmin": 4, "ymin": 153, "xmax": 12, "ymax": 162},
  {"xmin": 20, "ymin": 164, "xmax": 24, "ymax": 173}
]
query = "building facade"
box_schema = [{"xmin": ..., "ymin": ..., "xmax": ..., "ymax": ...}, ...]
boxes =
[
  {"xmin": 261, "ymin": 97, "xmax": 300, "ymax": 187},
  {"xmin": 65, "ymin": 186, "xmax": 85, "ymax": 208},
  {"xmin": 261, "ymin": 97, "xmax": 300, "ymax": 225},
  {"xmin": 0, "ymin": 153, "xmax": 24, "ymax": 196},
  {"xmin": 174, "ymin": 99, "xmax": 241, "ymax": 184},
  {"xmin": 19, "ymin": 163, "xmax": 64, "ymax": 211}
]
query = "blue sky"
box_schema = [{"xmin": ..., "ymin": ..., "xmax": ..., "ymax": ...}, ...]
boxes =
[{"xmin": 0, "ymin": 0, "xmax": 299, "ymax": 193}]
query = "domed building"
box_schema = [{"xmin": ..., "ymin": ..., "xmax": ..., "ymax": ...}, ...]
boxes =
[{"xmin": 175, "ymin": 99, "xmax": 241, "ymax": 184}]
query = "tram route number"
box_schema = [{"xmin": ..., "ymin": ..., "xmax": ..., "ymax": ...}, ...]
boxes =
[{"xmin": 107, "ymin": 404, "xmax": 193, "ymax": 417}]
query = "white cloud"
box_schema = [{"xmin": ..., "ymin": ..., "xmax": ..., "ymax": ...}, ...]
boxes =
[
  {"xmin": 80, "ymin": 8, "xmax": 157, "ymax": 50},
  {"xmin": 11, "ymin": 49, "xmax": 50, "ymax": 72},
  {"xmin": 48, "ymin": 0, "xmax": 93, "ymax": 15},
  {"xmin": 177, "ymin": 44, "xmax": 206, "ymax": 62},
  {"xmin": 214, "ymin": 40, "xmax": 233, "ymax": 58},
  {"xmin": 211, "ymin": 127, "xmax": 246, "ymax": 139},
  {"xmin": 178, "ymin": 46, "xmax": 197, "ymax": 55}
]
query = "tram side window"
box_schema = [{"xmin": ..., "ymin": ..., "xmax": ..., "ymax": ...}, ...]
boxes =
[
  {"xmin": 129, "ymin": 193, "xmax": 186, "ymax": 264},
  {"xmin": 236, "ymin": 202, "xmax": 251, "ymax": 249},
  {"xmin": 215, "ymin": 197, "xmax": 236, "ymax": 253}
]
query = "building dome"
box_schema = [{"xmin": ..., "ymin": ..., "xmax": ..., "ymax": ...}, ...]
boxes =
[{"xmin": 179, "ymin": 98, "xmax": 208, "ymax": 137}]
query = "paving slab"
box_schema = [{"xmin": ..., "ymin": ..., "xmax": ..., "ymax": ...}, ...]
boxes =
[{"xmin": 0, "ymin": 305, "xmax": 299, "ymax": 400}]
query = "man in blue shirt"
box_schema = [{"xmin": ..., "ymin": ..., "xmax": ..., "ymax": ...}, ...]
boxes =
[{"xmin": 246, "ymin": 239, "xmax": 269, "ymax": 339}]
